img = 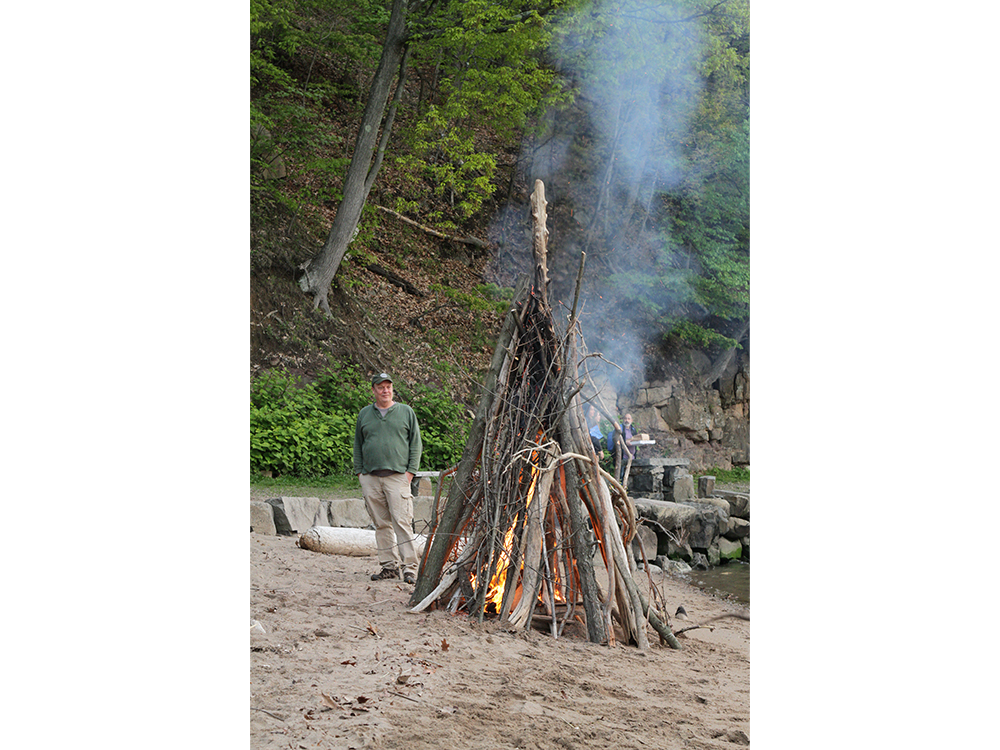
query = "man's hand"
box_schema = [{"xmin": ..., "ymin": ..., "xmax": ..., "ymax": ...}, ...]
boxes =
[{"xmin": 405, "ymin": 471, "xmax": 414, "ymax": 483}]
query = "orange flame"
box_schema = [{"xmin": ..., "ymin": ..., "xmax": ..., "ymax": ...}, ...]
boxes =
[{"xmin": 474, "ymin": 464, "xmax": 541, "ymax": 613}]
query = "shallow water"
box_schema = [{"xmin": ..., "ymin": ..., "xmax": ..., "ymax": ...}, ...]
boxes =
[{"xmin": 688, "ymin": 560, "xmax": 749, "ymax": 605}]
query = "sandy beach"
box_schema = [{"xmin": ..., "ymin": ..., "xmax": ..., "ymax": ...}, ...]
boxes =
[{"xmin": 250, "ymin": 527, "xmax": 750, "ymax": 749}]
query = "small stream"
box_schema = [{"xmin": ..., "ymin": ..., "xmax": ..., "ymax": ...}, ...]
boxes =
[{"xmin": 687, "ymin": 560, "xmax": 749, "ymax": 604}]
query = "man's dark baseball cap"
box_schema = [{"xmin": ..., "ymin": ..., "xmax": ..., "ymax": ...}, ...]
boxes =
[{"xmin": 371, "ymin": 372, "xmax": 393, "ymax": 385}]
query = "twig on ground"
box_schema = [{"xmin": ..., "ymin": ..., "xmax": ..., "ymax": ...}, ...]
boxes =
[
  {"xmin": 673, "ymin": 611, "xmax": 750, "ymax": 636},
  {"xmin": 251, "ymin": 706, "xmax": 285, "ymax": 721},
  {"xmin": 388, "ymin": 690, "xmax": 421, "ymax": 703}
]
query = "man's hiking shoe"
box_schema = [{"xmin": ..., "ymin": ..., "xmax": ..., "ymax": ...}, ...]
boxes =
[
  {"xmin": 403, "ymin": 573, "xmax": 416, "ymax": 585},
  {"xmin": 371, "ymin": 567, "xmax": 400, "ymax": 581}
]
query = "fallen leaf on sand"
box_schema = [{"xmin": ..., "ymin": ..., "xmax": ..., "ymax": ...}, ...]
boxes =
[{"xmin": 320, "ymin": 693, "xmax": 339, "ymax": 709}]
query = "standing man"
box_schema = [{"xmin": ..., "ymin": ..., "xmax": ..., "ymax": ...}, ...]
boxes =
[{"xmin": 353, "ymin": 372, "xmax": 422, "ymax": 585}]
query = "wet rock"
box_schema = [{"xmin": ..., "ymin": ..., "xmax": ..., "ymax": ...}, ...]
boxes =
[{"xmin": 718, "ymin": 537, "xmax": 742, "ymax": 561}]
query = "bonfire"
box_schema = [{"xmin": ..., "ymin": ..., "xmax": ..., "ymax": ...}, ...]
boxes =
[{"xmin": 408, "ymin": 181, "xmax": 681, "ymax": 650}]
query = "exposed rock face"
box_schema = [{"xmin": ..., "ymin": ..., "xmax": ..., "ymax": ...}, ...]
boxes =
[{"xmin": 594, "ymin": 347, "xmax": 749, "ymax": 472}]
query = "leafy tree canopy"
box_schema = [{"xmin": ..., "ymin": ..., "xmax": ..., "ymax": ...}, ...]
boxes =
[{"xmin": 251, "ymin": 0, "xmax": 749, "ymax": 352}]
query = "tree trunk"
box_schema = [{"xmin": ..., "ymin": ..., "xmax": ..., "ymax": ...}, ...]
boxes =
[{"xmin": 298, "ymin": 0, "xmax": 410, "ymax": 314}]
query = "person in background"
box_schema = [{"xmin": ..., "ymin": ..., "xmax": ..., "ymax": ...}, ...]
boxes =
[
  {"xmin": 586, "ymin": 405, "xmax": 605, "ymax": 461},
  {"xmin": 353, "ymin": 372, "xmax": 422, "ymax": 585},
  {"xmin": 607, "ymin": 412, "xmax": 637, "ymax": 481}
]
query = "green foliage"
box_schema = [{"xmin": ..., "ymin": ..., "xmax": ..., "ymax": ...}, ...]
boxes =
[
  {"xmin": 250, "ymin": 366, "xmax": 471, "ymax": 478},
  {"xmin": 407, "ymin": 384, "xmax": 472, "ymax": 470},
  {"xmin": 250, "ymin": 0, "xmax": 302, "ymax": 89},
  {"xmin": 397, "ymin": 106, "xmax": 498, "ymax": 225},
  {"xmin": 251, "ymin": 370, "xmax": 355, "ymax": 477},
  {"xmin": 696, "ymin": 465, "xmax": 750, "ymax": 485},
  {"xmin": 397, "ymin": 0, "xmax": 570, "ymax": 226},
  {"xmin": 672, "ymin": 117, "xmax": 749, "ymax": 323},
  {"xmin": 605, "ymin": 242, "xmax": 697, "ymax": 328},
  {"xmin": 312, "ymin": 363, "xmax": 372, "ymax": 415},
  {"xmin": 251, "ymin": 0, "xmax": 392, "ymax": 268},
  {"xmin": 668, "ymin": 319, "xmax": 740, "ymax": 350},
  {"xmin": 428, "ymin": 283, "xmax": 511, "ymax": 316},
  {"xmin": 250, "ymin": 365, "xmax": 373, "ymax": 477},
  {"xmin": 540, "ymin": 0, "xmax": 749, "ymax": 351}
]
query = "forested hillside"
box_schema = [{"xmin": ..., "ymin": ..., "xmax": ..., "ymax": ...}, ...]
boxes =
[{"xmin": 250, "ymin": 0, "xmax": 749, "ymax": 475}]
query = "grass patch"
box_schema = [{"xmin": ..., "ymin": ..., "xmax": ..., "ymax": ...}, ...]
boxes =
[
  {"xmin": 251, "ymin": 472, "xmax": 361, "ymax": 493},
  {"xmin": 696, "ymin": 466, "xmax": 750, "ymax": 485}
]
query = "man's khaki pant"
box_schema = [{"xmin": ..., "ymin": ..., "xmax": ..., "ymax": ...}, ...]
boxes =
[{"xmin": 358, "ymin": 472, "xmax": 419, "ymax": 576}]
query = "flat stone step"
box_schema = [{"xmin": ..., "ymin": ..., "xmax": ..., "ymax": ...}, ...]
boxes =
[{"xmin": 631, "ymin": 457, "xmax": 690, "ymax": 467}]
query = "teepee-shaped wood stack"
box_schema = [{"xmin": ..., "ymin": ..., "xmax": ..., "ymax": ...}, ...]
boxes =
[{"xmin": 408, "ymin": 180, "xmax": 680, "ymax": 650}]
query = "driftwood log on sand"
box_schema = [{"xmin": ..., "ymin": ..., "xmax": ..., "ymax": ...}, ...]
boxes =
[
  {"xmin": 408, "ymin": 180, "xmax": 680, "ymax": 650},
  {"xmin": 298, "ymin": 526, "xmax": 427, "ymax": 558}
]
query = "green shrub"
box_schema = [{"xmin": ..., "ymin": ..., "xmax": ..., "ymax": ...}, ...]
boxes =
[
  {"xmin": 407, "ymin": 383, "xmax": 471, "ymax": 470},
  {"xmin": 250, "ymin": 367, "xmax": 471, "ymax": 477},
  {"xmin": 251, "ymin": 370, "xmax": 356, "ymax": 477}
]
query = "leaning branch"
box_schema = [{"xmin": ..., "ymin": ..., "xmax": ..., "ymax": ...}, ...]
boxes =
[
  {"xmin": 374, "ymin": 205, "xmax": 488, "ymax": 249},
  {"xmin": 673, "ymin": 611, "xmax": 750, "ymax": 636},
  {"xmin": 365, "ymin": 263, "xmax": 425, "ymax": 297}
]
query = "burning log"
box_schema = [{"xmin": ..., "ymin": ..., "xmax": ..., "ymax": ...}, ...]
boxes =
[{"xmin": 408, "ymin": 180, "xmax": 680, "ymax": 650}]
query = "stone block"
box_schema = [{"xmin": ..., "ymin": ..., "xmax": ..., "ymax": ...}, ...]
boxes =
[
  {"xmin": 326, "ymin": 497, "xmax": 373, "ymax": 529},
  {"xmin": 670, "ymin": 473, "xmax": 695, "ymax": 501},
  {"xmin": 716, "ymin": 490, "xmax": 750, "ymax": 520},
  {"xmin": 636, "ymin": 457, "xmax": 691, "ymax": 468},
  {"xmin": 644, "ymin": 385, "xmax": 673, "ymax": 406},
  {"xmin": 632, "ymin": 496, "xmax": 729, "ymax": 555},
  {"xmin": 677, "ymin": 502, "xmax": 727, "ymax": 549},
  {"xmin": 698, "ymin": 475, "xmax": 715, "ymax": 498},
  {"xmin": 666, "ymin": 538, "xmax": 693, "ymax": 562},
  {"xmin": 725, "ymin": 517, "xmax": 750, "ymax": 540},
  {"xmin": 662, "ymin": 396, "xmax": 704, "ymax": 432},
  {"xmin": 688, "ymin": 497, "xmax": 730, "ymax": 514},
  {"xmin": 629, "ymin": 471, "xmax": 659, "ymax": 495},
  {"xmin": 634, "ymin": 496, "xmax": 694, "ymax": 523},
  {"xmin": 266, "ymin": 497, "xmax": 327, "ymax": 534},
  {"xmin": 630, "ymin": 524, "xmax": 659, "ymax": 562},
  {"xmin": 656, "ymin": 555, "xmax": 692, "ymax": 575},
  {"xmin": 250, "ymin": 501, "xmax": 276, "ymax": 535},
  {"xmin": 707, "ymin": 543, "xmax": 721, "ymax": 566},
  {"xmin": 718, "ymin": 537, "xmax": 742, "ymax": 561},
  {"xmin": 412, "ymin": 496, "xmax": 434, "ymax": 535},
  {"xmin": 316, "ymin": 495, "xmax": 436, "ymax": 534}
]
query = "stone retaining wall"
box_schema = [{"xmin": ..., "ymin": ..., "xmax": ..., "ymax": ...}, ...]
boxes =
[
  {"xmin": 251, "ymin": 495, "xmax": 438, "ymax": 537},
  {"xmin": 252, "ymin": 466, "xmax": 750, "ymax": 571},
  {"xmin": 626, "ymin": 459, "xmax": 749, "ymax": 568}
]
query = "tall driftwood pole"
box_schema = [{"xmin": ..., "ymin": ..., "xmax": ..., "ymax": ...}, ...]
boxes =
[{"xmin": 530, "ymin": 179, "xmax": 550, "ymax": 306}]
